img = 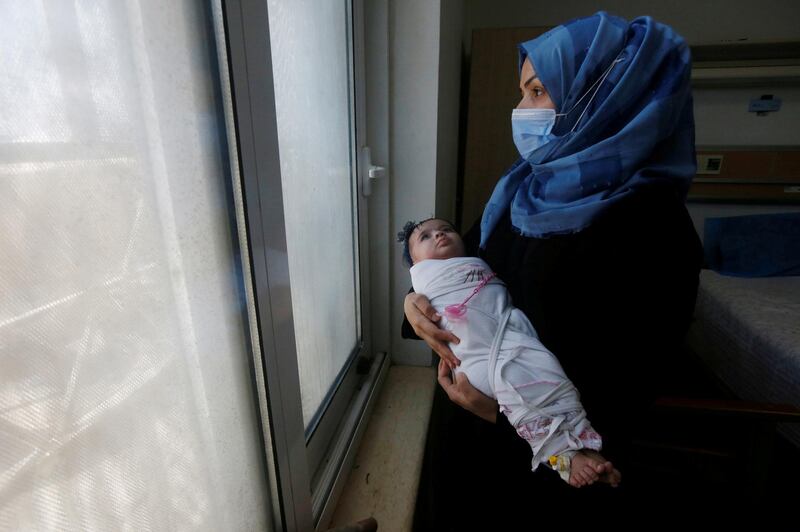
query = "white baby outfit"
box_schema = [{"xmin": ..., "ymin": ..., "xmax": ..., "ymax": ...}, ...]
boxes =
[{"xmin": 410, "ymin": 256, "xmax": 602, "ymax": 474}]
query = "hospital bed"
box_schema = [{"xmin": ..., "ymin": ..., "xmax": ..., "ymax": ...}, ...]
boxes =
[
  {"xmin": 686, "ymin": 269, "xmax": 800, "ymax": 448},
  {"xmin": 629, "ymin": 268, "xmax": 800, "ymax": 504}
]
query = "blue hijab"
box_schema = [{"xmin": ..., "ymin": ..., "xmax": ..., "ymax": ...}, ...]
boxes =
[{"xmin": 480, "ymin": 12, "xmax": 696, "ymax": 246}]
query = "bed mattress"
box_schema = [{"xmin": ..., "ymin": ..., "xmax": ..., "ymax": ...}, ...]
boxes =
[{"xmin": 686, "ymin": 270, "xmax": 800, "ymax": 446}]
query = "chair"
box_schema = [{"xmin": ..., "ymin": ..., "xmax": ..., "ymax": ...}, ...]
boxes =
[{"xmin": 630, "ymin": 346, "xmax": 800, "ymax": 509}]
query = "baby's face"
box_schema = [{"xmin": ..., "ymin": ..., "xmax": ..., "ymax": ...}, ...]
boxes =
[{"xmin": 409, "ymin": 219, "xmax": 465, "ymax": 264}]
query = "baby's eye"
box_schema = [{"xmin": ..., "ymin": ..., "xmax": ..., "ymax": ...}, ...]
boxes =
[{"xmin": 420, "ymin": 233, "xmax": 429, "ymax": 240}]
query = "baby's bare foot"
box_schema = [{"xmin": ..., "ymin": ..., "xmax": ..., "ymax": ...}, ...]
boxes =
[{"xmin": 569, "ymin": 450, "xmax": 621, "ymax": 488}]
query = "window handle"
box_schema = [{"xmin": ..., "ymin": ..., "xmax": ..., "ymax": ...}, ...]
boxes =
[{"xmin": 361, "ymin": 146, "xmax": 386, "ymax": 197}]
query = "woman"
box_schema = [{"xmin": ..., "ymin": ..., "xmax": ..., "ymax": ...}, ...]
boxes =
[{"xmin": 406, "ymin": 12, "xmax": 702, "ymax": 526}]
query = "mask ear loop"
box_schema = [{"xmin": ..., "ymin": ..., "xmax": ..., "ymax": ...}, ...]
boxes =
[{"xmin": 555, "ymin": 53, "xmax": 626, "ymax": 133}]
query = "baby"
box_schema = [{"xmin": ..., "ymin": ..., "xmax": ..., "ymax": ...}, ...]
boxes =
[{"xmin": 399, "ymin": 218, "xmax": 621, "ymax": 488}]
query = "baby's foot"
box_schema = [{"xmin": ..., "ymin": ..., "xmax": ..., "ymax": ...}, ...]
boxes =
[{"xmin": 569, "ymin": 450, "xmax": 622, "ymax": 488}]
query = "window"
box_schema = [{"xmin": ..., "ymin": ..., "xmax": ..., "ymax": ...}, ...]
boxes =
[
  {"xmin": 223, "ymin": 0, "xmax": 385, "ymax": 528},
  {"xmin": 1, "ymin": 1, "xmax": 386, "ymax": 530}
]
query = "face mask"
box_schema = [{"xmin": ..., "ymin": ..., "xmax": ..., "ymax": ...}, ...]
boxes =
[
  {"xmin": 511, "ymin": 53, "xmax": 625, "ymax": 162},
  {"xmin": 511, "ymin": 108, "xmax": 556, "ymax": 161}
]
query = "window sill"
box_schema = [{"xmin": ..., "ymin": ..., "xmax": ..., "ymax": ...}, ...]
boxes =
[{"xmin": 326, "ymin": 365, "xmax": 436, "ymax": 531}]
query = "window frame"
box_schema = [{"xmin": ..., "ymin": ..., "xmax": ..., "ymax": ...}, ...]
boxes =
[{"xmin": 218, "ymin": 0, "xmax": 383, "ymax": 529}]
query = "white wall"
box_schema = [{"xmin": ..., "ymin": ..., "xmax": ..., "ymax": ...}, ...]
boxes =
[
  {"xmin": 361, "ymin": 0, "xmax": 468, "ymax": 367},
  {"xmin": 366, "ymin": 1, "xmax": 392, "ymax": 359},
  {"xmin": 389, "ymin": 0, "xmax": 445, "ymax": 365},
  {"xmin": 694, "ymin": 86, "xmax": 800, "ymax": 146}
]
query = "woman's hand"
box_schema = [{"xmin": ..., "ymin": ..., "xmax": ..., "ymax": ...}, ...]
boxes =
[
  {"xmin": 404, "ymin": 292, "xmax": 461, "ymax": 370},
  {"xmin": 437, "ymin": 360, "xmax": 498, "ymax": 423}
]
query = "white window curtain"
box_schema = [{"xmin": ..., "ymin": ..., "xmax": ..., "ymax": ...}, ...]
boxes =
[{"xmin": 0, "ymin": 1, "xmax": 271, "ymax": 529}]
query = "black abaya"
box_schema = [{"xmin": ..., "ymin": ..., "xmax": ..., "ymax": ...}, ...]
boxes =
[{"xmin": 408, "ymin": 188, "xmax": 703, "ymax": 528}]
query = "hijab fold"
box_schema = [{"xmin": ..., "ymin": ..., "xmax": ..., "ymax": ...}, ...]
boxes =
[{"xmin": 480, "ymin": 12, "xmax": 695, "ymax": 246}]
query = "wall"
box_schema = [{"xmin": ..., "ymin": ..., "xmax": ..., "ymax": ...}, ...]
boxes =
[
  {"xmin": 389, "ymin": 0, "xmax": 445, "ymax": 365},
  {"xmin": 366, "ymin": 1, "xmax": 392, "ymax": 359},
  {"xmin": 383, "ymin": 0, "xmax": 465, "ymax": 366},
  {"xmin": 436, "ymin": 0, "xmax": 465, "ymax": 222},
  {"xmin": 463, "ymin": 0, "xmax": 800, "ymax": 52},
  {"xmin": 461, "ymin": 0, "xmax": 800, "ymax": 147},
  {"xmin": 459, "ymin": 0, "xmax": 800, "ymax": 235},
  {"xmin": 694, "ymin": 86, "xmax": 800, "ymax": 146}
]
